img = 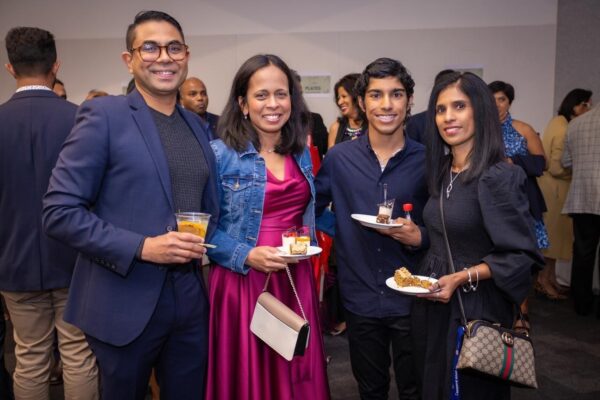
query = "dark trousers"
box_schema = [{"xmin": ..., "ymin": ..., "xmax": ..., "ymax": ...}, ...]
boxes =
[
  {"xmin": 571, "ymin": 214, "xmax": 600, "ymax": 315},
  {"xmin": 345, "ymin": 310, "xmax": 418, "ymax": 400},
  {"xmin": 0, "ymin": 296, "xmax": 14, "ymax": 400},
  {"xmin": 87, "ymin": 270, "xmax": 208, "ymax": 400}
]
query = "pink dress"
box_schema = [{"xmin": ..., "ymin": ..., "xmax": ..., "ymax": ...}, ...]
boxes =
[{"xmin": 206, "ymin": 155, "xmax": 330, "ymax": 400}]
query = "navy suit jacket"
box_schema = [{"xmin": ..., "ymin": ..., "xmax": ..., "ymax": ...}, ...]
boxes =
[
  {"xmin": 43, "ymin": 90, "xmax": 219, "ymax": 346},
  {"xmin": 405, "ymin": 110, "xmax": 426, "ymax": 144},
  {"xmin": 0, "ymin": 90, "xmax": 78, "ymax": 291},
  {"xmin": 203, "ymin": 111, "xmax": 219, "ymax": 141}
]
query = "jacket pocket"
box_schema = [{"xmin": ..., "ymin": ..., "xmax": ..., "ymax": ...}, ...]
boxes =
[
  {"xmin": 221, "ymin": 175, "xmax": 254, "ymax": 217},
  {"xmin": 222, "ymin": 175, "xmax": 253, "ymax": 191}
]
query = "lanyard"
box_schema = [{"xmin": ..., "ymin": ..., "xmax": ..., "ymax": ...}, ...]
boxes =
[{"xmin": 450, "ymin": 325, "xmax": 466, "ymax": 400}]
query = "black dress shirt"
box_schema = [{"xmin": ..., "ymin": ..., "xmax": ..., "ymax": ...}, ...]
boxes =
[{"xmin": 315, "ymin": 134, "xmax": 429, "ymax": 317}]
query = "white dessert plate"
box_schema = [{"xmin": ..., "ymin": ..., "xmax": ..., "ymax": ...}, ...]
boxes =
[
  {"xmin": 276, "ymin": 245, "xmax": 322, "ymax": 261},
  {"xmin": 385, "ymin": 276, "xmax": 439, "ymax": 295},
  {"xmin": 351, "ymin": 214, "xmax": 404, "ymax": 230}
]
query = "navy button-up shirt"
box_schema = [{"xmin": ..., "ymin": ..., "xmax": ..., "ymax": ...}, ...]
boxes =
[{"xmin": 315, "ymin": 134, "xmax": 428, "ymax": 318}]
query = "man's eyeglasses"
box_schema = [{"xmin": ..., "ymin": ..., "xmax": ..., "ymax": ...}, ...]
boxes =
[{"xmin": 129, "ymin": 41, "xmax": 188, "ymax": 62}]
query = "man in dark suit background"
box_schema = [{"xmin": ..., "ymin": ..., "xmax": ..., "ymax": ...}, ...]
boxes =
[
  {"xmin": 52, "ymin": 78, "xmax": 67, "ymax": 100},
  {"xmin": 0, "ymin": 297, "xmax": 13, "ymax": 399},
  {"xmin": 179, "ymin": 76, "xmax": 220, "ymax": 140},
  {"xmin": 43, "ymin": 10, "xmax": 219, "ymax": 399},
  {"xmin": 0, "ymin": 27, "xmax": 98, "ymax": 399},
  {"xmin": 405, "ymin": 69, "xmax": 455, "ymax": 144}
]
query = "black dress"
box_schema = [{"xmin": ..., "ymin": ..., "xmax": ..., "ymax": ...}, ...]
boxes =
[{"xmin": 412, "ymin": 162, "xmax": 544, "ymax": 400}]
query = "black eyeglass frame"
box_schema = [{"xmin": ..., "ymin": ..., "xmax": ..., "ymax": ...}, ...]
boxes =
[{"xmin": 129, "ymin": 41, "xmax": 189, "ymax": 62}]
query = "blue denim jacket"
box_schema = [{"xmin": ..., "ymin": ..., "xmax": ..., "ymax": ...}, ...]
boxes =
[{"xmin": 207, "ymin": 139, "xmax": 316, "ymax": 274}]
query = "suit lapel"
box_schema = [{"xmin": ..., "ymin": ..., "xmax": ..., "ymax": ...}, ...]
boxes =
[{"xmin": 127, "ymin": 91, "xmax": 175, "ymax": 211}]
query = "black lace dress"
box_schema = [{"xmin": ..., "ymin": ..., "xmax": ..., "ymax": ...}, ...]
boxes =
[{"xmin": 412, "ymin": 162, "xmax": 544, "ymax": 400}]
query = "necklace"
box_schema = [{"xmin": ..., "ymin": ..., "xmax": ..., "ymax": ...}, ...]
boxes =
[
  {"xmin": 345, "ymin": 125, "xmax": 364, "ymax": 139},
  {"xmin": 446, "ymin": 168, "xmax": 464, "ymax": 199}
]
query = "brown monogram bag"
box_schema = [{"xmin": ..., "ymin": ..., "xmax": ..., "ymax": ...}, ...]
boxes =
[
  {"xmin": 440, "ymin": 189, "xmax": 538, "ymax": 389},
  {"xmin": 456, "ymin": 320, "xmax": 538, "ymax": 388}
]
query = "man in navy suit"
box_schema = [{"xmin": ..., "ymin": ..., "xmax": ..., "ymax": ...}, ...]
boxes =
[
  {"xmin": 43, "ymin": 11, "xmax": 219, "ymax": 400},
  {"xmin": 0, "ymin": 27, "xmax": 98, "ymax": 399},
  {"xmin": 179, "ymin": 77, "xmax": 220, "ymax": 140}
]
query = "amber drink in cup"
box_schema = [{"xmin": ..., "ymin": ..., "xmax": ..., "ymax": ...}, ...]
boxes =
[{"xmin": 175, "ymin": 212, "xmax": 210, "ymax": 239}]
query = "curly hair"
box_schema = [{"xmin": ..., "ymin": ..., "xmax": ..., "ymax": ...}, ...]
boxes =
[{"xmin": 5, "ymin": 27, "xmax": 56, "ymax": 77}]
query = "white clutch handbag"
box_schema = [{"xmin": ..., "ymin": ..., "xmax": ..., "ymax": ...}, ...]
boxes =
[{"xmin": 250, "ymin": 268, "xmax": 310, "ymax": 361}]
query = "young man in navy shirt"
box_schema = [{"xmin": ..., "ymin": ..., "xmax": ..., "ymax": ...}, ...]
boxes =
[{"xmin": 316, "ymin": 57, "xmax": 428, "ymax": 399}]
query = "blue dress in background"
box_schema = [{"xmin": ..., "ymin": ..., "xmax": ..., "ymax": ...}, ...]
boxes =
[{"xmin": 501, "ymin": 113, "xmax": 549, "ymax": 249}]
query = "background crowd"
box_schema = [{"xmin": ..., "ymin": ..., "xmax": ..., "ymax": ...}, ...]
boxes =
[{"xmin": 1, "ymin": 8, "xmax": 599, "ymax": 400}]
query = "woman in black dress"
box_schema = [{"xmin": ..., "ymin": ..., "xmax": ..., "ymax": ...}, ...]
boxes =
[{"xmin": 404, "ymin": 72, "xmax": 544, "ymax": 399}]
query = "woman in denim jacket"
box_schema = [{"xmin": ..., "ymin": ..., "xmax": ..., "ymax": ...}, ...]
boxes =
[{"xmin": 205, "ymin": 54, "xmax": 330, "ymax": 400}]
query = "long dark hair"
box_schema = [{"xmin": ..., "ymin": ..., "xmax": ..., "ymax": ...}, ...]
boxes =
[
  {"xmin": 333, "ymin": 73, "xmax": 366, "ymax": 124},
  {"xmin": 217, "ymin": 54, "xmax": 308, "ymax": 155},
  {"xmin": 557, "ymin": 89, "xmax": 592, "ymax": 121},
  {"xmin": 425, "ymin": 72, "xmax": 505, "ymax": 196}
]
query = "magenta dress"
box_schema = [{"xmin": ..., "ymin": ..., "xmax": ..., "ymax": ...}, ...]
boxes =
[{"xmin": 206, "ymin": 155, "xmax": 330, "ymax": 400}]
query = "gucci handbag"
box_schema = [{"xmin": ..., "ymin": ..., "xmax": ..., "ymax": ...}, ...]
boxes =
[
  {"xmin": 250, "ymin": 267, "xmax": 310, "ymax": 361},
  {"xmin": 456, "ymin": 320, "xmax": 537, "ymax": 388},
  {"xmin": 440, "ymin": 190, "xmax": 538, "ymax": 390}
]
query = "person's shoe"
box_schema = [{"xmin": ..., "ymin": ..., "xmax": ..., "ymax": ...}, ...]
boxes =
[
  {"xmin": 513, "ymin": 314, "xmax": 531, "ymax": 336},
  {"xmin": 553, "ymin": 283, "xmax": 570, "ymax": 295},
  {"xmin": 49, "ymin": 359, "xmax": 63, "ymax": 385},
  {"xmin": 534, "ymin": 281, "xmax": 567, "ymax": 300},
  {"xmin": 329, "ymin": 322, "xmax": 346, "ymax": 336}
]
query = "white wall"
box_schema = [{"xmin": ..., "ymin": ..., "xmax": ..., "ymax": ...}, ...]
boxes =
[{"xmin": 0, "ymin": 0, "xmax": 558, "ymax": 131}]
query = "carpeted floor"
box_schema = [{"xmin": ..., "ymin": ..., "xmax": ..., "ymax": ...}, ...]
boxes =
[{"xmin": 3, "ymin": 293, "xmax": 600, "ymax": 399}]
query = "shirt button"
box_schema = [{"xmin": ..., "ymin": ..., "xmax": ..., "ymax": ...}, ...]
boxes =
[
  {"xmin": 378, "ymin": 269, "xmax": 382, "ymax": 273},
  {"xmin": 377, "ymin": 248, "xmax": 381, "ymax": 252},
  {"xmin": 380, "ymin": 290, "xmax": 384, "ymax": 295},
  {"xmin": 166, "ymin": 225, "xmax": 174, "ymax": 232}
]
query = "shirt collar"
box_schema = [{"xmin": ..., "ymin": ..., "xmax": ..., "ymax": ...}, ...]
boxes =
[
  {"xmin": 361, "ymin": 130, "xmax": 409, "ymax": 152},
  {"xmin": 16, "ymin": 85, "xmax": 52, "ymax": 93}
]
